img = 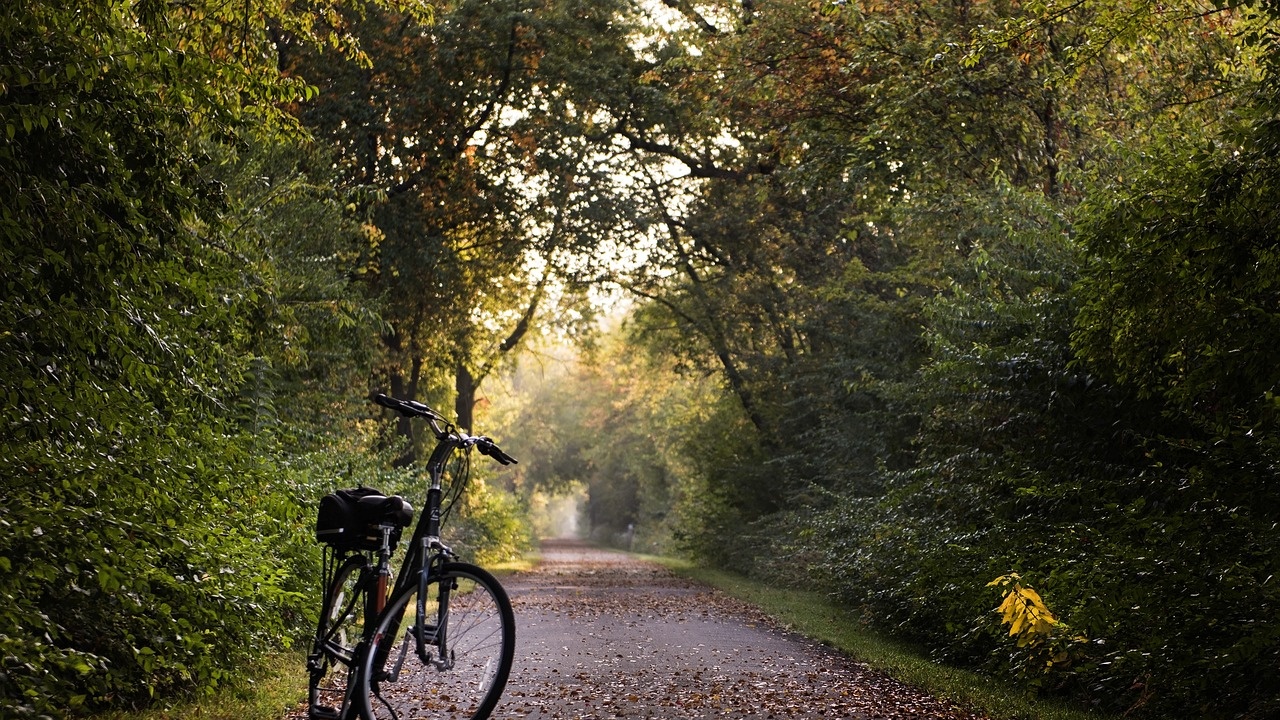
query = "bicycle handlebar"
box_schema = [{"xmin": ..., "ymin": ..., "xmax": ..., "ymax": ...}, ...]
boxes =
[{"xmin": 370, "ymin": 393, "xmax": 518, "ymax": 466}]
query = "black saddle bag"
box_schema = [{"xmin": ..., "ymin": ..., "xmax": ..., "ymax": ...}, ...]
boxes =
[{"xmin": 315, "ymin": 487, "xmax": 414, "ymax": 551}]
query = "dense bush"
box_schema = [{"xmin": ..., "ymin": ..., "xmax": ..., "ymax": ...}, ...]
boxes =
[
  {"xmin": 0, "ymin": 3, "xmax": 379, "ymax": 712},
  {"xmin": 658, "ymin": 164, "xmax": 1279, "ymax": 716},
  {"xmin": 1, "ymin": 435, "xmax": 319, "ymax": 713},
  {"xmin": 797, "ymin": 166, "xmax": 1280, "ymax": 716}
]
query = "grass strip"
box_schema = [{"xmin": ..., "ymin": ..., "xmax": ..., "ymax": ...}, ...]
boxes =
[
  {"xmin": 649, "ymin": 556, "xmax": 1114, "ymax": 720},
  {"xmin": 93, "ymin": 651, "xmax": 307, "ymax": 720}
]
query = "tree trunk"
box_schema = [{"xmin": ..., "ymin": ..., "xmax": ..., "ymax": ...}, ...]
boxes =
[
  {"xmin": 385, "ymin": 329, "xmax": 423, "ymax": 467},
  {"xmin": 455, "ymin": 358, "xmax": 476, "ymax": 433}
]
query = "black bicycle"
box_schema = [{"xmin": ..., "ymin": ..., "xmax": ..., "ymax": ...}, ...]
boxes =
[{"xmin": 307, "ymin": 393, "xmax": 518, "ymax": 720}]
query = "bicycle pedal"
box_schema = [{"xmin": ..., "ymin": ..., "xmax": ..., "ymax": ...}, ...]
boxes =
[{"xmin": 309, "ymin": 705, "xmax": 341, "ymax": 720}]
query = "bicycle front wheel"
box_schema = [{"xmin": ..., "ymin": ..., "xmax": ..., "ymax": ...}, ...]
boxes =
[{"xmin": 360, "ymin": 562, "xmax": 515, "ymax": 720}]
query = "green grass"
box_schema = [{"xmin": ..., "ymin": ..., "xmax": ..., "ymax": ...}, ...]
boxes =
[
  {"xmin": 92, "ymin": 651, "xmax": 307, "ymax": 720},
  {"xmin": 487, "ymin": 552, "xmax": 538, "ymax": 575},
  {"xmin": 648, "ymin": 556, "xmax": 1117, "ymax": 720}
]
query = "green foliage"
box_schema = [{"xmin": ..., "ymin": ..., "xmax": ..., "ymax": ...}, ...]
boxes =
[
  {"xmin": 1063, "ymin": 71, "xmax": 1280, "ymax": 717},
  {"xmin": 794, "ymin": 171, "xmax": 1279, "ymax": 716},
  {"xmin": 804, "ymin": 188, "xmax": 1088, "ymax": 649},
  {"xmin": 209, "ymin": 135, "xmax": 386, "ymax": 439},
  {"xmin": 1074, "ymin": 102, "xmax": 1280, "ymax": 439},
  {"xmin": 0, "ymin": 1, "xmax": 404, "ymax": 713},
  {"xmin": 450, "ymin": 480, "xmax": 532, "ymax": 566},
  {"xmin": 4, "ymin": 4, "xmax": 246, "ymax": 711}
]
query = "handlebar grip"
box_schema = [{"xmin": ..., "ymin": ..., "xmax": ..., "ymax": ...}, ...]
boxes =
[
  {"xmin": 476, "ymin": 438, "xmax": 518, "ymax": 466},
  {"xmin": 371, "ymin": 393, "xmax": 400, "ymax": 410},
  {"xmin": 370, "ymin": 393, "xmax": 444, "ymax": 421}
]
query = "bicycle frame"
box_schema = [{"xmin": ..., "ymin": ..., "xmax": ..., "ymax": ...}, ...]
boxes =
[
  {"xmin": 392, "ymin": 432, "xmax": 457, "ymax": 598},
  {"xmin": 369, "ymin": 436, "xmax": 458, "ymax": 675}
]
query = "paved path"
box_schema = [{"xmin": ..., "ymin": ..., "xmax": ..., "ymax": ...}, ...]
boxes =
[{"xmin": 495, "ymin": 539, "xmax": 984, "ymax": 720}]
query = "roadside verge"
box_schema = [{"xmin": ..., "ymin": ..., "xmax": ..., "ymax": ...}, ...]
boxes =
[{"xmin": 647, "ymin": 555, "xmax": 1115, "ymax": 720}]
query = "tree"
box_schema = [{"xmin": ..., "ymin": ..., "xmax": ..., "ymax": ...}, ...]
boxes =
[{"xmin": 290, "ymin": 0, "xmax": 645, "ymax": 450}]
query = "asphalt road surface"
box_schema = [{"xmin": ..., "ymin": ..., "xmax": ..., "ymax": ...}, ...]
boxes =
[{"xmin": 494, "ymin": 539, "xmax": 986, "ymax": 720}]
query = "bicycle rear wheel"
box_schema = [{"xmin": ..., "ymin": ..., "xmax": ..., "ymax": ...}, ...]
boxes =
[
  {"xmin": 360, "ymin": 562, "xmax": 515, "ymax": 720},
  {"xmin": 308, "ymin": 554, "xmax": 369, "ymax": 720}
]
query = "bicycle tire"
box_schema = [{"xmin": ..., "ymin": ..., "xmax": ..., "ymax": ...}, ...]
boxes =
[
  {"xmin": 308, "ymin": 554, "xmax": 370, "ymax": 720},
  {"xmin": 360, "ymin": 562, "xmax": 515, "ymax": 720}
]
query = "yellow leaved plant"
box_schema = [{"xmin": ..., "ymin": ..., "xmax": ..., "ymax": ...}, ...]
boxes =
[
  {"xmin": 988, "ymin": 573, "xmax": 1058, "ymax": 647},
  {"xmin": 987, "ymin": 574, "xmax": 1090, "ymax": 676}
]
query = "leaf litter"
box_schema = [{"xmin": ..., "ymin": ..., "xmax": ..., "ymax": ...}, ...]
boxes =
[{"xmin": 496, "ymin": 539, "xmax": 987, "ymax": 720}]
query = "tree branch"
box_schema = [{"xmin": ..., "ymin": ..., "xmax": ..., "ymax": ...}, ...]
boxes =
[
  {"xmin": 615, "ymin": 126, "xmax": 750, "ymax": 181},
  {"xmin": 388, "ymin": 19, "xmax": 522, "ymax": 197},
  {"xmin": 660, "ymin": 0, "xmax": 720, "ymax": 35},
  {"xmin": 454, "ymin": 19, "xmax": 520, "ymax": 157},
  {"xmin": 637, "ymin": 166, "xmax": 770, "ymax": 436}
]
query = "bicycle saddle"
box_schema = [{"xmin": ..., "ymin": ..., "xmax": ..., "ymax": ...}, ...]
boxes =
[{"xmin": 357, "ymin": 494, "xmax": 414, "ymax": 527}]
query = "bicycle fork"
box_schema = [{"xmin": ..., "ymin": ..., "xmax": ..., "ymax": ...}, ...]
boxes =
[
  {"xmin": 419, "ymin": 567, "xmax": 455, "ymax": 670},
  {"xmin": 385, "ymin": 561, "xmax": 456, "ymax": 681}
]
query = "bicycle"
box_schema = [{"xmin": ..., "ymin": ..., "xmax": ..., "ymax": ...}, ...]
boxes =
[{"xmin": 307, "ymin": 393, "xmax": 518, "ymax": 720}]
